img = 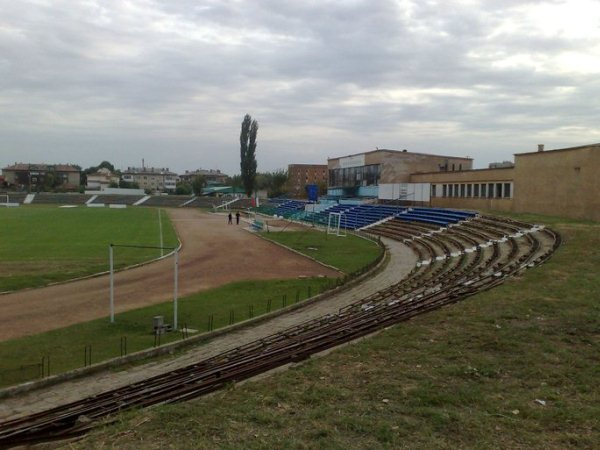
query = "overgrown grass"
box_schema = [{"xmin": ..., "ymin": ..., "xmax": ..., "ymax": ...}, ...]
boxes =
[
  {"xmin": 0, "ymin": 206, "xmax": 178, "ymax": 291},
  {"xmin": 261, "ymin": 229, "xmax": 382, "ymax": 274},
  {"xmin": 76, "ymin": 214, "xmax": 600, "ymax": 449},
  {"xmin": 0, "ymin": 278, "xmax": 331, "ymax": 388}
]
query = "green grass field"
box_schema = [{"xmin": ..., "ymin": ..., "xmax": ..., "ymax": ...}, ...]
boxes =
[
  {"xmin": 74, "ymin": 213, "xmax": 600, "ymax": 449},
  {"xmin": 261, "ymin": 230, "xmax": 382, "ymax": 275},
  {"xmin": 0, "ymin": 227, "xmax": 381, "ymax": 388},
  {"xmin": 0, "ymin": 278, "xmax": 332, "ymax": 387},
  {"xmin": 0, "ymin": 206, "xmax": 178, "ymax": 292}
]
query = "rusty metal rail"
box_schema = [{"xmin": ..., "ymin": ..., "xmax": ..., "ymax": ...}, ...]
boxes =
[{"xmin": 0, "ymin": 216, "xmax": 561, "ymax": 448}]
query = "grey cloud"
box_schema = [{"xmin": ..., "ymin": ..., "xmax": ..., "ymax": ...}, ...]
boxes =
[{"xmin": 1, "ymin": 0, "xmax": 599, "ymax": 175}]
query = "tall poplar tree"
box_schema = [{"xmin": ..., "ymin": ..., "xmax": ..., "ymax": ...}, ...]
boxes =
[{"xmin": 239, "ymin": 114, "xmax": 259, "ymax": 198}]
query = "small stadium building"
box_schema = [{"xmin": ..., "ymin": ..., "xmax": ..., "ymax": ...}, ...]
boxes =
[{"xmin": 410, "ymin": 143, "xmax": 600, "ymax": 222}]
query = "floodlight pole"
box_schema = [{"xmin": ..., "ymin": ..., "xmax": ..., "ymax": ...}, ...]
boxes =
[
  {"xmin": 109, "ymin": 244, "xmax": 115, "ymax": 323},
  {"xmin": 173, "ymin": 248, "xmax": 179, "ymax": 330}
]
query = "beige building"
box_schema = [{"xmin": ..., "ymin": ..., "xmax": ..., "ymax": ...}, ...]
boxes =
[
  {"xmin": 513, "ymin": 144, "xmax": 600, "ymax": 221},
  {"xmin": 1, "ymin": 163, "xmax": 80, "ymax": 190},
  {"xmin": 410, "ymin": 167, "xmax": 515, "ymax": 212},
  {"xmin": 86, "ymin": 168, "xmax": 119, "ymax": 191},
  {"xmin": 121, "ymin": 167, "xmax": 177, "ymax": 193},
  {"xmin": 410, "ymin": 143, "xmax": 600, "ymax": 222},
  {"xmin": 287, "ymin": 164, "xmax": 328, "ymax": 197}
]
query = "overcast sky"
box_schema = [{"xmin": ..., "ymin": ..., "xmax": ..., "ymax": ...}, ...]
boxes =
[{"xmin": 1, "ymin": 0, "xmax": 599, "ymax": 175}]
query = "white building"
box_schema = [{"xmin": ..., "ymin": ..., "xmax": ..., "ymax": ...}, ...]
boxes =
[
  {"xmin": 86, "ymin": 168, "xmax": 119, "ymax": 191},
  {"xmin": 121, "ymin": 167, "xmax": 178, "ymax": 193}
]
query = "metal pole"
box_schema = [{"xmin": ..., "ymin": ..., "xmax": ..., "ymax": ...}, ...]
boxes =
[
  {"xmin": 158, "ymin": 209, "xmax": 164, "ymax": 257},
  {"xmin": 109, "ymin": 244, "xmax": 114, "ymax": 323},
  {"xmin": 173, "ymin": 248, "xmax": 179, "ymax": 330}
]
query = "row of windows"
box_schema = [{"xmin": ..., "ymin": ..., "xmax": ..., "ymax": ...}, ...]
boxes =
[
  {"xmin": 328, "ymin": 165, "xmax": 380, "ymax": 188},
  {"xmin": 432, "ymin": 182, "xmax": 512, "ymax": 199}
]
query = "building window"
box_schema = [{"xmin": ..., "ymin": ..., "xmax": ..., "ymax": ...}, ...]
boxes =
[
  {"xmin": 503, "ymin": 183, "xmax": 511, "ymax": 198},
  {"xmin": 432, "ymin": 184, "xmax": 437, "ymax": 197},
  {"xmin": 488, "ymin": 183, "xmax": 494, "ymax": 198},
  {"xmin": 467, "ymin": 184, "xmax": 472, "ymax": 197},
  {"xmin": 454, "ymin": 184, "xmax": 459, "ymax": 197},
  {"xmin": 460, "ymin": 184, "xmax": 466, "ymax": 197},
  {"xmin": 481, "ymin": 183, "xmax": 486, "ymax": 198},
  {"xmin": 459, "ymin": 163, "xmax": 462, "ymax": 171},
  {"xmin": 452, "ymin": 163, "xmax": 455, "ymax": 171},
  {"xmin": 442, "ymin": 184, "xmax": 447, "ymax": 197},
  {"xmin": 474, "ymin": 184, "xmax": 479, "ymax": 197},
  {"xmin": 495, "ymin": 183, "xmax": 502, "ymax": 198}
]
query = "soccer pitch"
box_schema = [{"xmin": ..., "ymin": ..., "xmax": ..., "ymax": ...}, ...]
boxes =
[{"xmin": 0, "ymin": 206, "xmax": 178, "ymax": 292}]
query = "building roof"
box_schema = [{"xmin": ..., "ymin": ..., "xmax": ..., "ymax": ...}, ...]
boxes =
[
  {"xmin": 514, "ymin": 143, "xmax": 600, "ymax": 156},
  {"xmin": 2, "ymin": 163, "xmax": 80, "ymax": 172},
  {"xmin": 181, "ymin": 169, "xmax": 229, "ymax": 177},
  {"xmin": 288, "ymin": 163, "xmax": 328, "ymax": 167},
  {"xmin": 123, "ymin": 167, "xmax": 177, "ymax": 175},
  {"xmin": 327, "ymin": 148, "xmax": 473, "ymax": 161}
]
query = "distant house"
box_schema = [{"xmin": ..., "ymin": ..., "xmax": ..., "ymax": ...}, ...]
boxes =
[
  {"xmin": 86, "ymin": 168, "xmax": 119, "ymax": 191},
  {"xmin": 121, "ymin": 166, "xmax": 177, "ymax": 193},
  {"xmin": 179, "ymin": 169, "xmax": 229, "ymax": 186},
  {"xmin": 1, "ymin": 163, "xmax": 81, "ymax": 191}
]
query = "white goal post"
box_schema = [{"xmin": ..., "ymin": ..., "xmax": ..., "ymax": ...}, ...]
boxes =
[
  {"xmin": 327, "ymin": 212, "xmax": 347, "ymax": 237},
  {"xmin": 109, "ymin": 244, "xmax": 180, "ymax": 329}
]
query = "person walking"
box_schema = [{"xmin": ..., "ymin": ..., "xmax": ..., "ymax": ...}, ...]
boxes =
[
  {"xmin": 235, "ymin": 211, "xmax": 240, "ymax": 225},
  {"xmin": 228, "ymin": 212, "xmax": 233, "ymax": 224}
]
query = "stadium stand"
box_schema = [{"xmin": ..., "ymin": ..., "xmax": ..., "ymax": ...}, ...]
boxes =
[
  {"xmin": 90, "ymin": 195, "xmax": 145, "ymax": 205},
  {"xmin": 31, "ymin": 193, "xmax": 92, "ymax": 205},
  {"xmin": 142, "ymin": 196, "xmax": 196, "ymax": 208},
  {"xmin": 1, "ymin": 192, "xmax": 28, "ymax": 204}
]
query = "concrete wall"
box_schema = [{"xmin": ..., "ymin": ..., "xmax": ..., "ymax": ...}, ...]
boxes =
[
  {"xmin": 377, "ymin": 151, "xmax": 472, "ymax": 184},
  {"xmin": 513, "ymin": 145, "xmax": 600, "ymax": 221},
  {"xmin": 410, "ymin": 167, "xmax": 515, "ymax": 184}
]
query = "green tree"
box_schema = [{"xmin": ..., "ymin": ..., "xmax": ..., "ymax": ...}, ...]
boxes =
[
  {"xmin": 240, "ymin": 114, "xmax": 258, "ymax": 198},
  {"xmin": 119, "ymin": 180, "xmax": 139, "ymax": 189},
  {"xmin": 191, "ymin": 175, "xmax": 206, "ymax": 195},
  {"xmin": 253, "ymin": 170, "xmax": 288, "ymax": 197},
  {"xmin": 97, "ymin": 161, "xmax": 115, "ymax": 172},
  {"xmin": 269, "ymin": 169, "xmax": 288, "ymax": 197},
  {"xmin": 175, "ymin": 182, "xmax": 193, "ymax": 195}
]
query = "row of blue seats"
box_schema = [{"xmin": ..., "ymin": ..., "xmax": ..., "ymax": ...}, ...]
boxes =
[
  {"xmin": 297, "ymin": 202, "xmax": 475, "ymax": 230},
  {"xmin": 274, "ymin": 200, "xmax": 309, "ymax": 217},
  {"xmin": 304, "ymin": 204, "xmax": 408, "ymax": 229}
]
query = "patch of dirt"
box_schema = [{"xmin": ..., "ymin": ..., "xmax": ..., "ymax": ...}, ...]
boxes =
[{"xmin": 0, "ymin": 209, "xmax": 339, "ymax": 341}]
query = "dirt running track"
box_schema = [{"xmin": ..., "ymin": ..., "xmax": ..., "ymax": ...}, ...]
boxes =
[{"xmin": 0, "ymin": 209, "xmax": 339, "ymax": 341}]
